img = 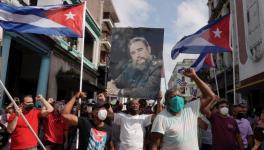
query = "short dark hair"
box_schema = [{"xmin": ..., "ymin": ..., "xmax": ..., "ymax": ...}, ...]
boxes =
[
  {"xmin": 165, "ymin": 87, "xmax": 179, "ymax": 101},
  {"xmin": 215, "ymin": 99, "xmax": 229, "ymax": 108},
  {"xmin": 20, "ymin": 95, "xmax": 33, "ymax": 103},
  {"xmin": 128, "ymin": 37, "xmax": 150, "ymax": 49},
  {"xmin": 97, "ymin": 90, "xmax": 107, "ymax": 96},
  {"xmin": 127, "ymin": 99, "xmax": 140, "ymax": 107}
]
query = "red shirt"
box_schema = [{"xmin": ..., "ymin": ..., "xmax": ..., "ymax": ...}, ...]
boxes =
[
  {"xmin": 44, "ymin": 112, "xmax": 68, "ymax": 144},
  {"xmin": 8, "ymin": 108, "xmax": 41, "ymax": 149},
  {"xmin": 210, "ymin": 113, "xmax": 240, "ymax": 150}
]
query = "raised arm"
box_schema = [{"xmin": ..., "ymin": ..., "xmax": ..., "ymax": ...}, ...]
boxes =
[
  {"xmin": 183, "ymin": 68, "xmax": 216, "ymax": 111},
  {"xmin": 36, "ymin": 95, "xmax": 54, "ymax": 117},
  {"xmin": 201, "ymin": 96, "xmax": 219, "ymax": 118},
  {"xmin": 62, "ymin": 92, "xmax": 86, "ymax": 126},
  {"xmin": 7, "ymin": 108, "xmax": 21, "ymax": 133}
]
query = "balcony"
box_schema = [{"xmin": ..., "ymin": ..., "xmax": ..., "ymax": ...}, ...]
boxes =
[
  {"xmin": 100, "ymin": 31, "xmax": 111, "ymax": 51},
  {"xmin": 102, "ymin": 12, "xmax": 115, "ymax": 30}
]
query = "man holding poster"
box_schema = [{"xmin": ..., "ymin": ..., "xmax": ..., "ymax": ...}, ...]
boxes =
[{"xmin": 107, "ymin": 28, "xmax": 164, "ymax": 99}]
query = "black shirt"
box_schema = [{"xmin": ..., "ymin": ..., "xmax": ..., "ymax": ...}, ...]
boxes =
[{"xmin": 78, "ymin": 117, "xmax": 112, "ymax": 150}]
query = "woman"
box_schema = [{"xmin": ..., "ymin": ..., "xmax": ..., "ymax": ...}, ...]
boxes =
[{"xmin": 252, "ymin": 109, "xmax": 264, "ymax": 150}]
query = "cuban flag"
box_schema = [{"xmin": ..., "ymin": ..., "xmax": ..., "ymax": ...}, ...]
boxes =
[
  {"xmin": 176, "ymin": 79, "xmax": 187, "ymax": 87},
  {"xmin": 171, "ymin": 14, "xmax": 231, "ymax": 59},
  {"xmin": 191, "ymin": 53, "xmax": 216, "ymax": 72},
  {"xmin": 0, "ymin": 2, "xmax": 84, "ymax": 37}
]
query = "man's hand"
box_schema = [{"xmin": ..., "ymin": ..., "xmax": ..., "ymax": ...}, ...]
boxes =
[
  {"xmin": 47, "ymin": 98, "xmax": 55, "ymax": 104},
  {"xmin": 15, "ymin": 108, "xmax": 22, "ymax": 116},
  {"xmin": 183, "ymin": 68, "xmax": 197, "ymax": 79},
  {"xmin": 107, "ymin": 80, "xmax": 120, "ymax": 96},
  {"xmin": 74, "ymin": 91, "xmax": 86, "ymax": 99},
  {"xmin": 35, "ymin": 95, "xmax": 45, "ymax": 102}
]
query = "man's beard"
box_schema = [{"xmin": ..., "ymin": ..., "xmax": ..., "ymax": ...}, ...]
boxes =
[
  {"xmin": 132, "ymin": 59, "xmax": 150, "ymax": 71},
  {"xmin": 129, "ymin": 109, "xmax": 139, "ymax": 115}
]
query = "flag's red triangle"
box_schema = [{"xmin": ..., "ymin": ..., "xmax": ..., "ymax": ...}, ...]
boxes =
[
  {"xmin": 201, "ymin": 15, "xmax": 231, "ymax": 51},
  {"xmin": 45, "ymin": 4, "xmax": 84, "ymax": 37}
]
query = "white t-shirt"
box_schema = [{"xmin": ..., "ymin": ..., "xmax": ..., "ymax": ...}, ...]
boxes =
[
  {"xmin": 114, "ymin": 113, "xmax": 152, "ymax": 150},
  {"xmin": 151, "ymin": 99, "xmax": 200, "ymax": 150}
]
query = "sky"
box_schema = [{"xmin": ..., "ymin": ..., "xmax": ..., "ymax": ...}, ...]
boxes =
[{"xmin": 112, "ymin": 0, "xmax": 209, "ymax": 88}]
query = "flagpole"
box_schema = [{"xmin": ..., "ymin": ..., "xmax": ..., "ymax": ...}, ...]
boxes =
[
  {"xmin": 230, "ymin": 5, "xmax": 236, "ymax": 104},
  {"xmin": 0, "ymin": 80, "xmax": 47, "ymax": 150},
  {"xmin": 213, "ymin": 68, "xmax": 220, "ymax": 97},
  {"xmin": 232, "ymin": 50, "xmax": 236, "ymax": 104},
  {"xmin": 163, "ymin": 76, "xmax": 168, "ymax": 90},
  {"xmin": 76, "ymin": 1, "xmax": 86, "ymax": 149}
]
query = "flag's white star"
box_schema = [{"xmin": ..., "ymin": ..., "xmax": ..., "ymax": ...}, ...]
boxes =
[
  {"xmin": 65, "ymin": 11, "xmax": 76, "ymax": 20},
  {"xmin": 212, "ymin": 28, "xmax": 222, "ymax": 38}
]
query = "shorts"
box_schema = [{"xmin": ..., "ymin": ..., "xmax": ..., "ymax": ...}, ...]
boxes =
[{"xmin": 44, "ymin": 140, "xmax": 63, "ymax": 149}]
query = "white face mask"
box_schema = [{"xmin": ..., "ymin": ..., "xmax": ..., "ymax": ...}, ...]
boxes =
[
  {"xmin": 98, "ymin": 109, "xmax": 107, "ymax": 121},
  {"xmin": 220, "ymin": 107, "xmax": 229, "ymax": 116}
]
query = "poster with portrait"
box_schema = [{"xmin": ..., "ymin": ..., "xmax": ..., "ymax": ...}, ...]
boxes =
[{"xmin": 107, "ymin": 28, "xmax": 164, "ymax": 99}]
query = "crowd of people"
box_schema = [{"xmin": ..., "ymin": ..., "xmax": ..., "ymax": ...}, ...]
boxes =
[{"xmin": 0, "ymin": 68, "xmax": 264, "ymax": 150}]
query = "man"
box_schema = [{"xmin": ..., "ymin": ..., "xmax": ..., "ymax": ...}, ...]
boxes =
[
  {"xmin": 150, "ymin": 68, "xmax": 215, "ymax": 150},
  {"xmin": 234, "ymin": 105, "xmax": 253, "ymax": 150},
  {"xmin": 108, "ymin": 37, "xmax": 162, "ymax": 99},
  {"xmin": 109, "ymin": 98, "xmax": 159, "ymax": 150},
  {"xmin": 97, "ymin": 90, "xmax": 107, "ymax": 102},
  {"xmin": 62, "ymin": 92, "xmax": 114, "ymax": 150},
  {"xmin": 199, "ymin": 99, "xmax": 218, "ymax": 150},
  {"xmin": 7, "ymin": 95, "xmax": 54, "ymax": 150},
  {"xmin": 43, "ymin": 100, "xmax": 68, "ymax": 150},
  {"xmin": 204, "ymin": 100, "xmax": 244, "ymax": 150},
  {"xmin": 252, "ymin": 109, "xmax": 264, "ymax": 150}
]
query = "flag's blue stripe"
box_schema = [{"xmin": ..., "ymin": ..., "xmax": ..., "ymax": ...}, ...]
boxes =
[
  {"xmin": 171, "ymin": 14, "xmax": 230, "ymax": 59},
  {"xmin": 0, "ymin": 2, "xmax": 79, "ymax": 17},
  {"xmin": 191, "ymin": 53, "xmax": 207, "ymax": 68},
  {"xmin": 0, "ymin": 21, "xmax": 80, "ymax": 37},
  {"xmin": 0, "ymin": 3, "xmax": 45, "ymax": 17},
  {"xmin": 171, "ymin": 46, "xmax": 230, "ymax": 59},
  {"xmin": 191, "ymin": 53, "xmax": 216, "ymax": 72}
]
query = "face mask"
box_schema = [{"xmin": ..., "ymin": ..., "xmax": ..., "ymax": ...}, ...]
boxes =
[
  {"xmin": 87, "ymin": 106, "xmax": 93, "ymax": 113},
  {"xmin": 219, "ymin": 107, "xmax": 229, "ymax": 116},
  {"xmin": 168, "ymin": 96, "xmax": 185, "ymax": 113},
  {"xmin": 236, "ymin": 112, "xmax": 244, "ymax": 119},
  {"xmin": 98, "ymin": 109, "xmax": 107, "ymax": 121},
  {"xmin": 24, "ymin": 104, "xmax": 34, "ymax": 111}
]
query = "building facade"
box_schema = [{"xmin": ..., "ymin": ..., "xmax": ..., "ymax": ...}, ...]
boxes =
[
  {"xmin": 0, "ymin": 0, "xmax": 119, "ymax": 108},
  {"xmin": 207, "ymin": 0, "xmax": 239, "ymax": 103},
  {"xmin": 169, "ymin": 59, "xmax": 198, "ymax": 98},
  {"xmin": 207, "ymin": 0, "xmax": 264, "ymax": 108},
  {"xmin": 236, "ymin": 0, "xmax": 264, "ymax": 107}
]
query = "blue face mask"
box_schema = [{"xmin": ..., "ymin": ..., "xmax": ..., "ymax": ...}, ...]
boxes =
[{"xmin": 168, "ymin": 96, "xmax": 185, "ymax": 113}]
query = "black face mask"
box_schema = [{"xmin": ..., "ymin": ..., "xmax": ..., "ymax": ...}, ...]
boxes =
[
  {"xmin": 236, "ymin": 112, "xmax": 244, "ymax": 119},
  {"xmin": 24, "ymin": 104, "xmax": 34, "ymax": 111}
]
